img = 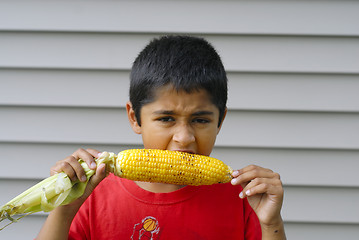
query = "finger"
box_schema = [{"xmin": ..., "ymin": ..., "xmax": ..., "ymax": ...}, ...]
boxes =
[
  {"xmin": 231, "ymin": 171, "xmax": 276, "ymax": 186},
  {"xmin": 231, "ymin": 165, "xmax": 278, "ymax": 186},
  {"xmin": 72, "ymin": 148, "xmax": 97, "ymax": 170},
  {"xmin": 50, "ymin": 166, "xmax": 59, "ymax": 176},
  {"xmin": 86, "ymin": 148, "xmax": 103, "ymax": 170},
  {"xmin": 86, "ymin": 148, "xmax": 102, "ymax": 159},
  {"xmin": 239, "ymin": 177, "xmax": 283, "ymax": 199},
  {"xmin": 231, "ymin": 169, "xmax": 241, "ymax": 178},
  {"xmin": 60, "ymin": 155, "xmax": 88, "ymax": 182},
  {"xmin": 52, "ymin": 157, "xmax": 86, "ymax": 182},
  {"xmin": 240, "ymin": 164, "xmax": 273, "ymax": 175},
  {"xmin": 231, "ymin": 165, "xmax": 272, "ymax": 179},
  {"xmin": 231, "ymin": 169, "xmax": 250, "ymax": 188}
]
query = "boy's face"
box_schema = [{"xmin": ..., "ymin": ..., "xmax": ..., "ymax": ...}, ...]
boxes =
[{"xmin": 127, "ymin": 85, "xmax": 226, "ymax": 156}]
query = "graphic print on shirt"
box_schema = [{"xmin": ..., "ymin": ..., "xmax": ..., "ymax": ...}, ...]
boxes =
[{"xmin": 131, "ymin": 216, "xmax": 160, "ymax": 240}]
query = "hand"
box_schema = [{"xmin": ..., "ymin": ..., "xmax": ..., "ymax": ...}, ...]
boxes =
[
  {"xmin": 50, "ymin": 148, "xmax": 107, "ymax": 207},
  {"xmin": 37, "ymin": 149, "xmax": 107, "ymax": 240},
  {"xmin": 231, "ymin": 165, "xmax": 284, "ymax": 227}
]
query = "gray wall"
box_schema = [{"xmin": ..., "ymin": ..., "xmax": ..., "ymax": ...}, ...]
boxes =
[{"xmin": 1, "ymin": 1, "xmax": 359, "ymax": 239}]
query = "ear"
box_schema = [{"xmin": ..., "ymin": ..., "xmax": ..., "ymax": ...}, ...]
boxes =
[
  {"xmin": 126, "ymin": 101, "xmax": 141, "ymax": 134},
  {"xmin": 217, "ymin": 108, "xmax": 227, "ymax": 134}
]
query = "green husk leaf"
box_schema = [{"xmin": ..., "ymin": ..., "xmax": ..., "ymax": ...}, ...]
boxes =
[{"xmin": 0, "ymin": 152, "xmax": 115, "ymax": 230}]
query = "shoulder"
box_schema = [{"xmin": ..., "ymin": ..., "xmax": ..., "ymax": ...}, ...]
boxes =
[
  {"xmin": 91, "ymin": 173, "xmax": 123, "ymax": 195},
  {"xmin": 200, "ymin": 182, "xmax": 243, "ymax": 196},
  {"xmin": 197, "ymin": 183, "xmax": 256, "ymax": 215}
]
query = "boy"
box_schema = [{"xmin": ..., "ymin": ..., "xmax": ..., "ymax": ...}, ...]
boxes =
[{"xmin": 37, "ymin": 36, "xmax": 286, "ymax": 239}]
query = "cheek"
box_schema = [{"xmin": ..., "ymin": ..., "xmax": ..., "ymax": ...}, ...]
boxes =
[
  {"xmin": 141, "ymin": 127, "xmax": 172, "ymax": 149},
  {"xmin": 197, "ymin": 129, "xmax": 218, "ymax": 156}
]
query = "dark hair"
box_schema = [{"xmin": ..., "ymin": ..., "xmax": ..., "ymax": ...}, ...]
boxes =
[{"xmin": 130, "ymin": 35, "xmax": 228, "ymax": 127}]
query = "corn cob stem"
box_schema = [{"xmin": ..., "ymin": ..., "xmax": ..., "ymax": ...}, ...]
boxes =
[{"xmin": 0, "ymin": 149, "xmax": 232, "ymax": 230}]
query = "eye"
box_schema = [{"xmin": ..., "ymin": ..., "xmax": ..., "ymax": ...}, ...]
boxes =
[
  {"xmin": 157, "ymin": 116, "xmax": 175, "ymax": 122},
  {"xmin": 192, "ymin": 118, "xmax": 210, "ymax": 124}
]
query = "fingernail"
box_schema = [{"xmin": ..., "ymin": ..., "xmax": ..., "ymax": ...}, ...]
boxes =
[
  {"xmin": 231, "ymin": 178, "xmax": 236, "ymax": 185},
  {"xmin": 245, "ymin": 189, "xmax": 251, "ymax": 196},
  {"xmin": 81, "ymin": 176, "xmax": 87, "ymax": 182},
  {"xmin": 91, "ymin": 162, "xmax": 97, "ymax": 168},
  {"xmin": 99, "ymin": 163, "xmax": 106, "ymax": 173},
  {"xmin": 232, "ymin": 170, "xmax": 239, "ymax": 176},
  {"xmin": 97, "ymin": 152, "xmax": 102, "ymax": 158},
  {"xmin": 239, "ymin": 192, "xmax": 244, "ymax": 199}
]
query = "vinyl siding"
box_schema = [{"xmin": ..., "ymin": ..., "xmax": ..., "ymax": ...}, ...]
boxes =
[{"xmin": 1, "ymin": 1, "xmax": 358, "ymax": 239}]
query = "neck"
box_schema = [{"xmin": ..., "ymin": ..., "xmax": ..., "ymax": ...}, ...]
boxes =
[{"xmin": 135, "ymin": 181, "xmax": 186, "ymax": 193}]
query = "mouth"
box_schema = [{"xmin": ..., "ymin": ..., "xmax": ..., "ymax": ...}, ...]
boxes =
[{"xmin": 173, "ymin": 149, "xmax": 196, "ymax": 155}]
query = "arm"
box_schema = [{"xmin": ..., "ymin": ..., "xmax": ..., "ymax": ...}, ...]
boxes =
[
  {"xmin": 36, "ymin": 148, "xmax": 106, "ymax": 240},
  {"xmin": 231, "ymin": 165, "xmax": 286, "ymax": 240}
]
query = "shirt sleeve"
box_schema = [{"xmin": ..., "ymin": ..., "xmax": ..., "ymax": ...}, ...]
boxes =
[{"xmin": 68, "ymin": 201, "xmax": 91, "ymax": 240}]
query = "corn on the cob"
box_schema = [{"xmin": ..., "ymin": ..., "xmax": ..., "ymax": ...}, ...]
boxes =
[
  {"xmin": 0, "ymin": 149, "xmax": 233, "ymax": 230},
  {"xmin": 109, "ymin": 149, "xmax": 233, "ymax": 186}
]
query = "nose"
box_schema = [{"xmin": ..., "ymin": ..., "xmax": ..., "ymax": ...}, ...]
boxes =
[{"xmin": 172, "ymin": 123, "xmax": 195, "ymax": 147}]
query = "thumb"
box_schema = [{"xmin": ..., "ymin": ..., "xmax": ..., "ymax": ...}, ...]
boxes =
[{"xmin": 88, "ymin": 163, "xmax": 107, "ymax": 189}]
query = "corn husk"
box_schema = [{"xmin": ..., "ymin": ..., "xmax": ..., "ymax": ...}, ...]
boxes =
[{"xmin": 0, "ymin": 152, "xmax": 115, "ymax": 230}]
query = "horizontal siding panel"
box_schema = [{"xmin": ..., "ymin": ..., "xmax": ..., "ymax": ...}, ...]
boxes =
[
  {"xmin": 1, "ymin": 107, "xmax": 359, "ymax": 149},
  {"xmin": 2, "ymin": 69, "xmax": 359, "ymax": 112},
  {"xmin": 1, "ymin": 32, "xmax": 359, "ymax": 73},
  {"xmin": 212, "ymin": 147, "xmax": 359, "ymax": 187},
  {"xmin": 0, "ymin": 106, "xmax": 141, "ymax": 144},
  {"xmin": 0, "ymin": 1, "xmax": 358, "ymax": 36},
  {"xmin": 227, "ymin": 72, "xmax": 359, "ymax": 112},
  {"xmin": 282, "ymin": 186, "xmax": 359, "ymax": 224},
  {"xmin": 0, "ymin": 32, "xmax": 145, "ymax": 70},
  {"xmin": 0, "ymin": 69, "xmax": 130, "ymax": 108},
  {"xmin": 0, "ymin": 142, "xmax": 138, "ymax": 179},
  {"xmin": 0, "ymin": 107, "xmax": 123, "ymax": 146},
  {"xmin": 284, "ymin": 222, "xmax": 359, "ymax": 240},
  {"xmin": 216, "ymin": 35, "xmax": 359, "ymax": 73},
  {"xmin": 219, "ymin": 111, "xmax": 359, "ymax": 149},
  {"xmin": 1, "ymin": 143, "xmax": 358, "ymax": 187},
  {"xmin": 0, "ymin": 214, "xmax": 45, "ymax": 239},
  {"xmin": 1, "ymin": 179, "xmax": 358, "ymax": 224}
]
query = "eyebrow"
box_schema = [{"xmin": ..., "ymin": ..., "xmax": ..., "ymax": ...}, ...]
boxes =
[
  {"xmin": 153, "ymin": 110, "xmax": 214, "ymax": 116},
  {"xmin": 192, "ymin": 111, "xmax": 214, "ymax": 116}
]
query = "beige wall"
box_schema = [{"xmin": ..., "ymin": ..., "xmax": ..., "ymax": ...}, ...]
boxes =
[{"xmin": 1, "ymin": 1, "xmax": 359, "ymax": 239}]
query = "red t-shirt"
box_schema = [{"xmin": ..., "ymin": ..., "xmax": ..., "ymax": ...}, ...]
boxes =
[{"xmin": 68, "ymin": 174, "xmax": 261, "ymax": 239}]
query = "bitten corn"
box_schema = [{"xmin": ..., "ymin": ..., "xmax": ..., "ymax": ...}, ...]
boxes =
[{"xmin": 108, "ymin": 149, "xmax": 233, "ymax": 186}]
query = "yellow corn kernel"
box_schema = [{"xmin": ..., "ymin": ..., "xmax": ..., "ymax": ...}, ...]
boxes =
[{"xmin": 112, "ymin": 149, "xmax": 233, "ymax": 186}]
